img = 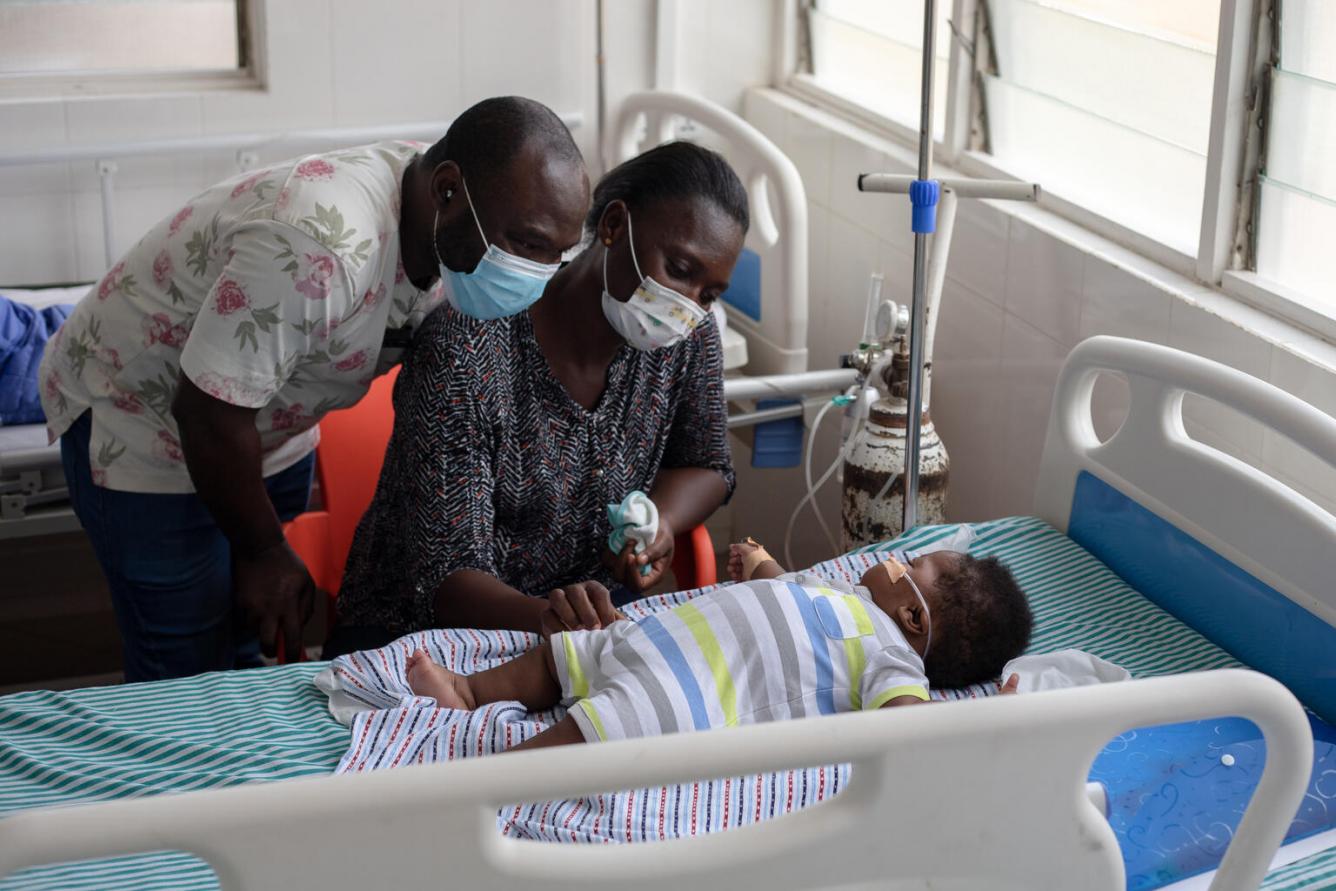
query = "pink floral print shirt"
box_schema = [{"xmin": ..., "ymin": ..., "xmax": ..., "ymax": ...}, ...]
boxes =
[{"xmin": 39, "ymin": 141, "xmax": 443, "ymax": 493}]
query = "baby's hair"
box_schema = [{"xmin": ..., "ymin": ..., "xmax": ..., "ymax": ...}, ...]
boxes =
[{"xmin": 922, "ymin": 554, "xmax": 1032, "ymax": 689}]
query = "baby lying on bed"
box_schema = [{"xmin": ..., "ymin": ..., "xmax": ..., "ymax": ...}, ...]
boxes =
[{"xmin": 406, "ymin": 538, "xmax": 1033, "ymax": 751}]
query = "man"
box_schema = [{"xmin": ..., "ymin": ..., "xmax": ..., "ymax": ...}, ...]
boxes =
[{"xmin": 39, "ymin": 96, "xmax": 590, "ymax": 682}]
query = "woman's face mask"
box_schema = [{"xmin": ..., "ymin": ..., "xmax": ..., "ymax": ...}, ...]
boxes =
[
  {"xmin": 434, "ymin": 175, "xmax": 559, "ymax": 320},
  {"xmin": 600, "ymin": 211, "xmax": 707, "ymax": 351}
]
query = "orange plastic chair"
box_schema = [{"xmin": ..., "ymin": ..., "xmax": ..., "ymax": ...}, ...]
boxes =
[{"xmin": 281, "ymin": 363, "xmax": 718, "ymax": 661}]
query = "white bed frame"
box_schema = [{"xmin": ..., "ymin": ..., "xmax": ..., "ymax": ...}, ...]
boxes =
[{"xmin": 0, "ymin": 335, "xmax": 1330, "ymax": 890}]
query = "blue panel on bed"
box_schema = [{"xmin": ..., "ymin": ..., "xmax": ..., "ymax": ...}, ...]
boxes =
[
  {"xmin": 720, "ymin": 247, "xmax": 761, "ymax": 321},
  {"xmin": 1091, "ymin": 712, "xmax": 1336, "ymax": 890},
  {"xmin": 1068, "ymin": 471, "xmax": 1336, "ymax": 723}
]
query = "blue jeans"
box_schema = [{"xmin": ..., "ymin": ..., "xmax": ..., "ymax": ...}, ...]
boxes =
[{"xmin": 61, "ymin": 412, "xmax": 314, "ymax": 682}]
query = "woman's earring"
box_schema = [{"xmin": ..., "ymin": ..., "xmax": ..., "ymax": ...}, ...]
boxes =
[
  {"xmin": 446, "ymin": 189, "xmax": 453, "ymax": 200},
  {"xmin": 604, "ymin": 238, "xmax": 612, "ymax": 246}
]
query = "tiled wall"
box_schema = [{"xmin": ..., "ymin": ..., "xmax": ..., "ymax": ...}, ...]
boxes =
[
  {"xmin": 732, "ymin": 87, "xmax": 1336, "ymax": 564},
  {"xmin": 0, "ymin": 0, "xmax": 776, "ymax": 286}
]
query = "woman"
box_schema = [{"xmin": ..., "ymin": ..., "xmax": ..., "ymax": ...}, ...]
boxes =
[{"xmin": 327, "ymin": 142, "xmax": 747, "ymax": 655}]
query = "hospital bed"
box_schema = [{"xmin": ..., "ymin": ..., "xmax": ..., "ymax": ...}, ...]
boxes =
[{"xmin": 0, "ymin": 335, "xmax": 1333, "ymax": 890}]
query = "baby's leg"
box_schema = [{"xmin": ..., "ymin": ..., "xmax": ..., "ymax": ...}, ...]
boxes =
[{"xmin": 407, "ymin": 644, "xmax": 562, "ymax": 712}]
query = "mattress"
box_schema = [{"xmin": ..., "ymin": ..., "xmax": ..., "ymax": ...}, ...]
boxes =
[{"xmin": 0, "ymin": 516, "xmax": 1331, "ymax": 890}]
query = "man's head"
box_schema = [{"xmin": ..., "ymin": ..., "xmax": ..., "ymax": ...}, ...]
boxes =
[
  {"xmin": 862, "ymin": 551, "xmax": 1032, "ymax": 689},
  {"xmin": 418, "ymin": 96, "xmax": 589, "ymax": 275}
]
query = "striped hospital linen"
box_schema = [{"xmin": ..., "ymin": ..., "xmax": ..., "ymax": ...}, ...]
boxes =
[
  {"xmin": 552, "ymin": 575, "xmax": 927, "ymax": 742},
  {"xmin": 0, "ymin": 518, "xmax": 1327, "ymax": 889}
]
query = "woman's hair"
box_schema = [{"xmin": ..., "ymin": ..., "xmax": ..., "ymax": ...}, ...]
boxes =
[{"xmin": 586, "ymin": 141, "xmax": 750, "ymax": 238}]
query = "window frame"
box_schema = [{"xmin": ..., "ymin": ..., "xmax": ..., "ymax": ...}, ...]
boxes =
[
  {"xmin": 0, "ymin": 0, "xmax": 265, "ymax": 101},
  {"xmin": 780, "ymin": 0, "xmax": 1336, "ymax": 343}
]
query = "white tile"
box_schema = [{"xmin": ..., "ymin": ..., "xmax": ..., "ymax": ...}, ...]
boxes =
[
  {"xmin": 702, "ymin": 0, "xmax": 773, "ymax": 112},
  {"xmin": 0, "ymin": 102, "xmax": 71, "ymax": 198},
  {"xmin": 932, "ymin": 280, "xmax": 1005, "ymax": 521},
  {"xmin": 1080, "ymin": 255, "xmax": 1172, "ymax": 344},
  {"xmin": 812, "ymin": 213, "xmax": 880, "ymax": 363},
  {"xmin": 997, "ymin": 312, "xmax": 1070, "ymax": 517},
  {"xmin": 1169, "ymin": 300, "xmax": 1272, "ymax": 460},
  {"xmin": 1003, "ymin": 219, "xmax": 1085, "ymax": 347},
  {"xmin": 1182, "ymin": 413, "xmax": 1264, "ymax": 468},
  {"xmin": 72, "ymin": 187, "xmax": 192, "ymax": 281},
  {"xmin": 827, "ymin": 132, "xmax": 908, "ymax": 252},
  {"xmin": 460, "ymin": 0, "xmax": 586, "ymax": 113},
  {"xmin": 0, "ymin": 101, "xmax": 68, "ymax": 153},
  {"xmin": 202, "ymin": 0, "xmax": 335, "ymax": 134},
  {"xmin": 331, "ymin": 0, "xmax": 462, "ymax": 126},
  {"xmin": 784, "ymin": 110, "xmax": 833, "ymax": 209},
  {"xmin": 944, "ymin": 200, "xmax": 1008, "ymax": 308},
  {"xmin": 0, "ymin": 162, "xmax": 69, "ymax": 199},
  {"xmin": 1089, "ymin": 371, "xmax": 1130, "ymax": 443},
  {"xmin": 0, "ymin": 193, "xmax": 76, "ymax": 285},
  {"xmin": 1261, "ymin": 348, "xmax": 1336, "ymax": 505},
  {"xmin": 66, "ymin": 96, "xmax": 205, "ymax": 191},
  {"xmin": 742, "ymin": 90, "xmax": 788, "ymax": 153},
  {"xmin": 805, "ymin": 200, "xmax": 831, "ymax": 320}
]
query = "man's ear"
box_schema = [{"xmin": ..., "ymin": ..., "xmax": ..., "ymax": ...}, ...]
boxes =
[{"xmin": 429, "ymin": 160, "xmax": 462, "ymax": 212}]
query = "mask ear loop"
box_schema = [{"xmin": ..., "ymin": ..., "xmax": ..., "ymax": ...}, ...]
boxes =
[
  {"xmin": 625, "ymin": 210, "xmax": 648, "ymax": 282},
  {"xmin": 457, "ymin": 173, "xmax": 489, "ymax": 250},
  {"xmin": 431, "ymin": 209, "xmax": 445, "ymax": 269},
  {"xmin": 902, "ymin": 572, "xmax": 932, "ymax": 659}
]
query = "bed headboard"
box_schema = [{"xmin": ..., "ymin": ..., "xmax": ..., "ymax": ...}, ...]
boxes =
[
  {"xmin": 610, "ymin": 91, "xmax": 808, "ymax": 375},
  {"xmin": 1035, "ymin": 335, "xmax": 1336, "ymax": 721}
]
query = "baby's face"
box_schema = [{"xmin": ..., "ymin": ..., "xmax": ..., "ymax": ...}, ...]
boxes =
[{"xmin": 859, "ymin": 550, "xmax": 961, "ymax": 609}]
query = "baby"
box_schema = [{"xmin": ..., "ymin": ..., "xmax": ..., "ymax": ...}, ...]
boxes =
[{"xmin": 407, "ymin": 536, "xmax": 1033, "ymax": 751}]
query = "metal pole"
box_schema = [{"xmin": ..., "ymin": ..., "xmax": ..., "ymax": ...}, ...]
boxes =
[{"xmin": 903, "ymin": 0, "xmax": 938, "ymax": 533}]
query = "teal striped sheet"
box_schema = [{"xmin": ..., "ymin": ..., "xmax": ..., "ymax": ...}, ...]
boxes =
[{"xmin": 0, "ymin": 517, "xmax": 1326, "ymax": 890}]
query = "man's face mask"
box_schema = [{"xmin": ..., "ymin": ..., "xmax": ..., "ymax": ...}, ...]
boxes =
[{"xmin": 434, "ymin": 174, "xmax": 559, "ymax": 320}]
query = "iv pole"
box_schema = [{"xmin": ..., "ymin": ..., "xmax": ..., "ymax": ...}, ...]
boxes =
[
  {"xmin": 858, "ymin": 0, "xmax": 1040, "ymax": 533},
  {"xmin": 902, "ymin": 0, "xmax": 939, "ymax": 534}
]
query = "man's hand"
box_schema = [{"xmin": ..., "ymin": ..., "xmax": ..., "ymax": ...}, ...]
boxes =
[
  {"xmin": 233, "ymin": 541, "xmax": 315, "ymax": 659},
  {"xmin": 538, "ymin": 580, "xmax": 626, "ymax": 639},
  {"xmin": 605, "ymin": 521, "xmax": 674, "ymax": 594}
]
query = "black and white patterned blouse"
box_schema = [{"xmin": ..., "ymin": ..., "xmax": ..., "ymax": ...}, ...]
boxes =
[{"xmin": 337, "ymin": 303, "xmax": 735, "ymax": 634}]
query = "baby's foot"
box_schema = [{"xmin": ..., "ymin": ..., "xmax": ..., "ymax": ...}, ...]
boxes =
[{"xmin": 406, "ymin": 649, "xmax": 471, "ymax": 709}]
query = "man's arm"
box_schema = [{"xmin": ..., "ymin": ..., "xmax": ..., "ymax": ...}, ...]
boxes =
[{"xmin": 172, "ymin": 376, "xmax": 313, "ymax": 658}]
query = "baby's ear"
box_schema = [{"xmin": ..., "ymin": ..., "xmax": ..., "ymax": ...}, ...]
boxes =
[{"xmin": 897, "ymin": 603, "xmax": 928, "ymax": 636}]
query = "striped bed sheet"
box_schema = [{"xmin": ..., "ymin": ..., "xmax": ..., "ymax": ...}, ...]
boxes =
[{"xmin": 0, "ymin": 516, "xmax": 1331, "ymax": 890}]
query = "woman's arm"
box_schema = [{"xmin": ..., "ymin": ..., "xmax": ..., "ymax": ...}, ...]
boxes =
[
  {"xmin": 610, "ymin": 320, "xmax": 734, "ymax": 591},
  {"xmin": 434, "ymin": 570, "xmax": 547, "ymax": 633}
]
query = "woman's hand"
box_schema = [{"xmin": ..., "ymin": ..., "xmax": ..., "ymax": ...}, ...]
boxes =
[
  {"xmin": 605, "ymin": 520, "xmax": 675, "ymax": 594},
  {"xmin": 538, "ymin": 580, "xmax": 626, "ymax": 639}
]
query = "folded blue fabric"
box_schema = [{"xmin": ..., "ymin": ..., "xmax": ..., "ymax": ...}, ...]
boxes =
[{"xmin": 0, "ymin": 295, "xmax": 74, "ymax": 426}]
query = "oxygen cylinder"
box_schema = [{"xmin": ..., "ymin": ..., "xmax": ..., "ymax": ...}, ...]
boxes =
[{"xmin": 841, "ymin": 356, "xmax": 949, "ymax": 548}]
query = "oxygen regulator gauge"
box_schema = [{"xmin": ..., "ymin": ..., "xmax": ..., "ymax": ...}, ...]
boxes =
[{"xmin": 875, "ymin": 300, "xmax": 910, "ymax": 343}]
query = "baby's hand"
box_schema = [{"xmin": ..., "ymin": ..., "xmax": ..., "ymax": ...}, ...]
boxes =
[
  {"xmin": 998, "ymin": 673, "xmax": 1021, "ymax": 695},
  {"xmin": 728, "ymin": 539, "xmax": 762, "ymax": 581}
]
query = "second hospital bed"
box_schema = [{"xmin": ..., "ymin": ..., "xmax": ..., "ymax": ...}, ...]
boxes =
[{"xmin": 0, "ymin": 336, "xmax": 1334, "ymax": 890}]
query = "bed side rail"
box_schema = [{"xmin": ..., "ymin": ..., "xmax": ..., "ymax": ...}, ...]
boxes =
[
  {"xmin": 1036, "ymin": 335, "xmax": 1336, "ymax": 633},
  {"xmin": 0, "ymin": 669, "xmax": 1310, "ymax": 891}
]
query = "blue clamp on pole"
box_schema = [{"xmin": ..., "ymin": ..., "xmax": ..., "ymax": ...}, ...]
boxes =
[{"xmin": 909, "ymin": 179, "xmax": 940, "ymax": 234}]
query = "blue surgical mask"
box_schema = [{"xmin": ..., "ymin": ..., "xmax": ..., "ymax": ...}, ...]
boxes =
[{"xmin": 433, "ymin": 175, "xmax": 559, "ymax": 320}]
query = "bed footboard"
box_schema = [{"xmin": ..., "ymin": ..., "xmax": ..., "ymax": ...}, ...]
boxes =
[{"xmin": 0, "ymin": 669, "xmax": 1310, "ymax": 891}]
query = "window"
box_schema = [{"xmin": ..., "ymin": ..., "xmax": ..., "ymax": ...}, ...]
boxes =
[
  {"xmin": 979, "ymin": 0, "xmax": 1221, "ymax": 255},
  {"xmin": 0, "ymin": 0, "xmax": 251, "ymax": 95},
  {"xmin": 787, "ymin": 0, "xmax": 1336, "ymax": 338},
  {"xmin": 1253, "ymin": 0, "xmax": 1336, "ymax": 316},
  {"xmin": 804, "ymin": 0, "xmax": 951, "ymax": 139}
]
